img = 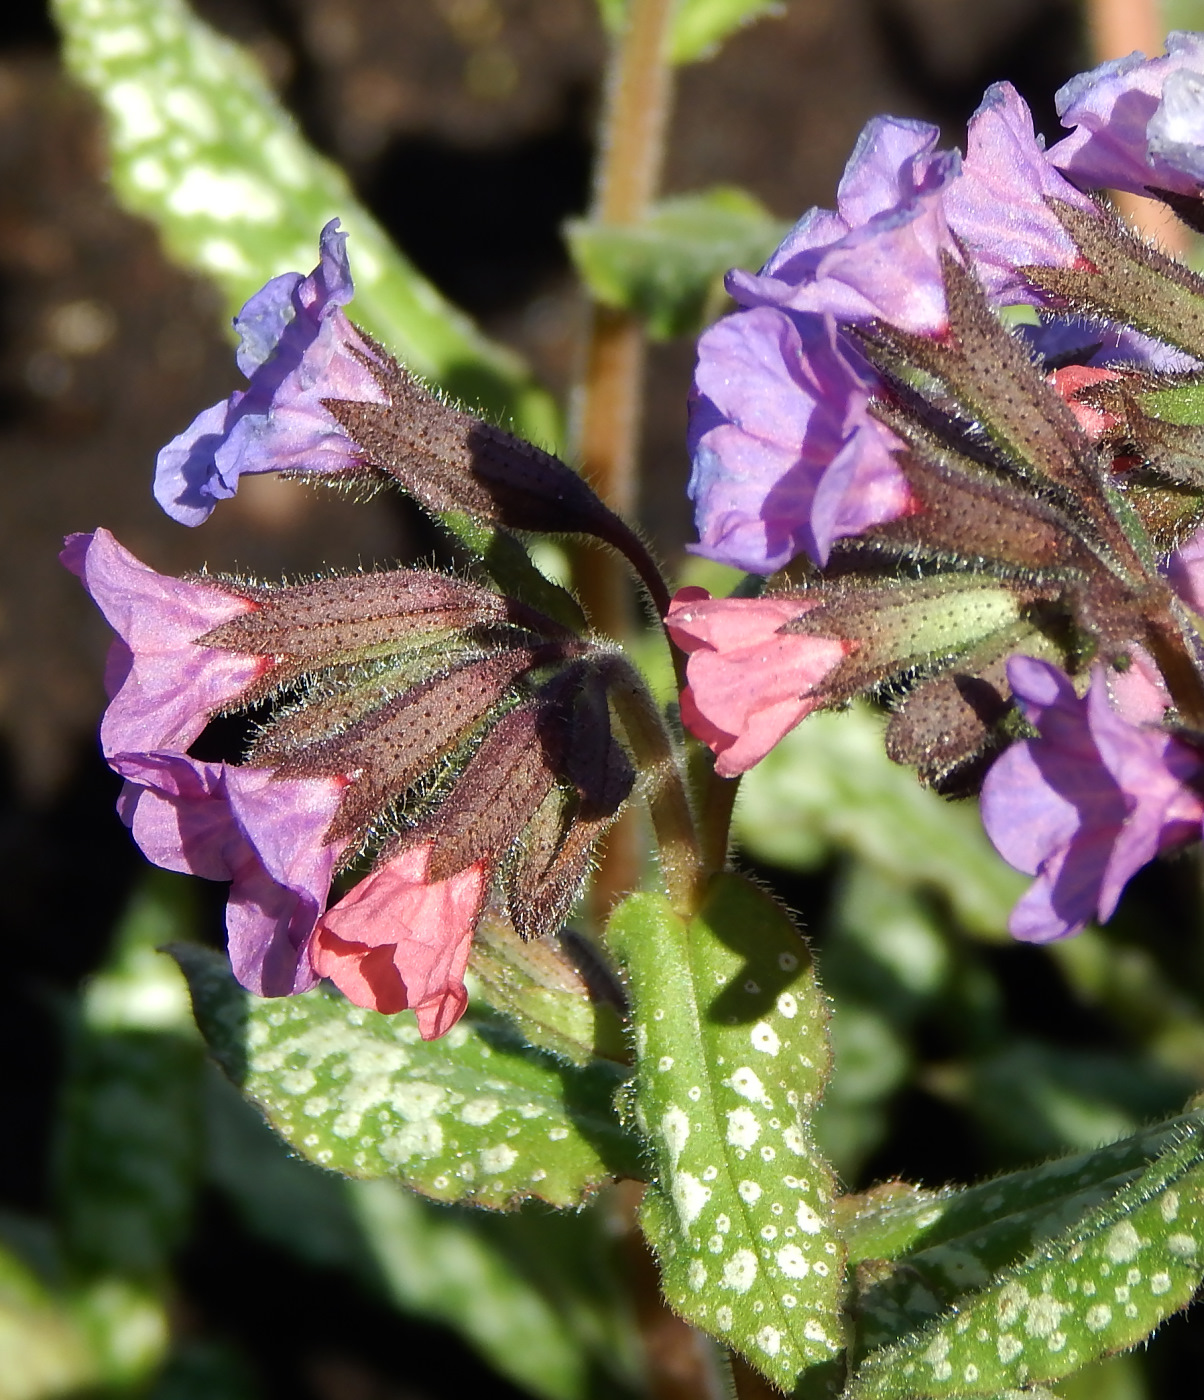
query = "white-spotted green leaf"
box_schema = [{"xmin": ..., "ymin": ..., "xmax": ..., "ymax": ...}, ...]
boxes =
[
  {"xmin": 839, "ymin": 1116, "xmax": 1196, "ymax": 1354},
  {"xmin": 846, "ymin": 1115, "xmax": 1204, "ymax": 1398},
  {"xmin": 596, "ymin": 0, "xmax": 784, "ymax": 64},
  {"xmin": 608, "ymin": 873, "xmax": 845, "ymax": 1394},
  {"xmin": 50, "ymin": 0, "xmax": 557, "ymax": 441},
  {"xmin": 174, "ymin": 946, "xmax": 640, "ymax": 1208},
  {"xmin": 735, "ymin": 703, "xmax": 1026, "ymax": 939},
  {"xmin": 350, "ymin": 1183, "xmax": 644, "ymax": 1400},
  {"xmin": 566, "ymin": 188, "xmax": 787, "ymax": 339},
  {"xmin": 204, "ymin": 1066, "xmax": 641, "ymax": 1400}
]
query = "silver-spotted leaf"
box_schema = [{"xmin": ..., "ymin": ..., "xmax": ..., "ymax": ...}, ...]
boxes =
[
  {"xmin": 608, "ymin": 873, "xmax": 845, "ymax": 1393},
  {"xmin": 842, "ymin": 1117, "xmax": 1195, "ymax": 1355},
  {"xmin": 847, "ymin": 1117, "xmax": 1204, "ymax": 1397},
  {"xmin": 205, "ymin": 1067, "xmax": 641, "ymax": 1400},
  {"xmin": 51, "ymin": 0, "xmax": 556, "ymax": 440},
  {"xmin": 176, "ymin": 947, "xmax": 640, "ymax": 1208}
]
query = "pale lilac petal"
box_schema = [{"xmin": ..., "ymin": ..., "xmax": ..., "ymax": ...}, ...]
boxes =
[
  {"xmin": 728, "ymin": 116, "xmax": 959, "ymax": 335},
  {"xmin": 112, "ymin": 752, "xmax": 346, "ymax": 996},
  {"xmin": 1017, "ymin": 316, "xmax": 1200, "ymax": 374},
  {"xmin": 1049, "ymin": 32, "xmax": 1204, "ymax": 199},
  {"xmin": 836, "ymin": 116, "xmax": 947, "ymax": 224},
  {"xmin": 944, "ymin": 83, "xmax": 1095, "ymax": 300},
  {"xmin": 981, "ymin": 657, "xmax": 1204, "ymax": 943},
  {"xmin": 63, "ymin": 529, "xmax": 265, "ymax": 756},
  {"xmin": 1167, "ymin": 524, "xmax": 1204, "ymax": 612},
  {"xmin": 154, "ymin": 220, "xmax": 387, "ymax": 526},
  {"xmin": 687, "ymin": 307, "xmax": 907, "ymax": 572}
]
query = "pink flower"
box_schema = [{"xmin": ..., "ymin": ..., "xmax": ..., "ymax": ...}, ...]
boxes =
[
  {"xmin": 62, "ymin": 529, "xmax": 269, "ymax": 758},
  {"xmin": 666, "ymin": 587, "xmax": 853, "ymax": 777},
  {"xmin": 981, "ymin": 656, "xmax": 1204, "ymax": 943},
  {"xmin": 310, "ymin": 841, "xmax": 488, "ymax": 1040},
  {"xmin": 1044, "ymin": 365, "xmax": 1124, "ymax": 440},
  {"xmin": 114, "ymin": 752, "xmax": 348, "ymax": 995}
]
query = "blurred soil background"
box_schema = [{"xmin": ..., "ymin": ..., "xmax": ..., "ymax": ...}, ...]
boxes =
[{"xmin": 7, "ymin": 2, "xmax": 1186, "ymax": 1398}]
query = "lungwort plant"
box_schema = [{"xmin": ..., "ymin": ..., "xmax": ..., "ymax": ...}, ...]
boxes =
[{"xmin": 45, "ymin": 0, "xmax": 1204, "ymax": 1394}]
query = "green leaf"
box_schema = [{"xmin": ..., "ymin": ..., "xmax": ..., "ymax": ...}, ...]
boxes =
[
  {"xmin": 176, "ymin": 946, "xmax": 640, "ymax": 1207},
  {"xmin": 51, "ymin": 0, "xmax": 558, "ymax": 442},
  {"xmin": 838, "ymin": 1116, "xmax": 1191, "ymax": 1273},
  {"xmin": 961, "ymin": 1041, "xmax": 1196, "ymax": 1163},
  {"xmin": 56, "ymin": 874, "xmax": 204, "ymax": 1281},
  {"xmin": 202, "ymin": 1064, "xmax": 376, "ymax": 1276},
  {"xmin": 735, "ymin": 703, "xmax": 1027, "ymax": 939},
  {"xmin": 0, "ymin": 1238, "xmax": 98, "ymax": 1400},
  {"xmin": 467, "ymin": 911, "xmax": 628, "ymax": 1067},
  {"xmin": 596, "ymin": 0, "xmax": 785, "ymax": 65},
  {"xmin": 205, "ymin": 1063, "xmax": 641, "ymax": 1400},
  {"xmin": 846, "ymin": 1115, "xmax": 1204, "ymax": 1397},
  {"xmin": 566, "ymin": 188, "xmax": 787, "ymax": 339},
  {"xmin": 350, "ymin": 1182, "xmax": 644, "ymax": 1400},
  {"xmin": 608, "ymin": 874, "xmax": 845, "ymax": 1394},
  {"xmin": 843, "ymin": 1117, "xmax": 1195, "ymax": 1356}
]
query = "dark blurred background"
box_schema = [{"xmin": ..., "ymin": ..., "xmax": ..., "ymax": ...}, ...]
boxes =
[{"xmin": 10, "ymin": 3, "xmax": 1187, "ymax": 1397}]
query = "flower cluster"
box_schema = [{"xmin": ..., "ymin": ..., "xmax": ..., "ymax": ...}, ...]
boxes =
[
  {"xmin": 677, "ymin": 37, "xmax": 1204, "ymax": 943},
  {"xmin": 69, "ymin": 223, "xmax": 643, "ymax": 1037}
]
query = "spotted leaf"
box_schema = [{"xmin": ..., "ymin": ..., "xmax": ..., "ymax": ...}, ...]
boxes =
[
  {"xmin": 846, "ymin": 1115, "xmax": 1204, "ymax": 1397},
  {"xmin": 174, "ymin": 946, "xmax": 640, "ymax": 1209},
  {"xmin": 50, "ymin": 0, "xmax": 556, "ymax": 439},
  {"xmin": 608, "ymin": 873, "xmax": 845, "ymax": 1394}
]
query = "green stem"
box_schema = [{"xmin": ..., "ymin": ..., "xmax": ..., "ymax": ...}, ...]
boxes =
[
  {"xmin": 604, "ymin": 656, "xmax": 704, "ymax": 916},
  {"xmin": 698, "ymin": 765, "xmax": 740, "ymax": 879}
]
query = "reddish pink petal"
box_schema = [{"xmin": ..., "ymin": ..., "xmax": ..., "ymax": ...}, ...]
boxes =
[
  {"xmin": 667, "ymin": 590, "xmax": 851, "ymax": 775},
  {"xmin": 312, "ymin": 842, "xmax": 487, "ymax": 1039},
  {"xmin": 1045, "ymin": 366, "xmax": 1123, "ymax": 441}
]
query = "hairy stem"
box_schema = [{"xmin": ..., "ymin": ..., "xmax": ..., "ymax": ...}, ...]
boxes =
[
  {"xmin": 605, "ymin": 657, "xmax": 704, "ymax": 916},
  {"xmin": 573, "ymin": 0, "xmax": 677, "ymax": 641}
]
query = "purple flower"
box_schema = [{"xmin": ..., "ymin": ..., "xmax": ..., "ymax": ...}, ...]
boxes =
[
  {"xmin": 114, "ymin": 752, "xmax": 348, "ymax": 995},
  {"xmin": 981, "ymin": 656, "xmax": 1204, "ymax": 943},
  {"xmin": 1167, "ymin": 523, "xmax": 1204, "ymax": 613},
  {"xmin": 155, "ymin": 219, "xmax": 387, "ymax": 526},
  {"xmin": 62, "ymin": 528, "xmax": 269, "ymax": 758},
  {"xmin": 1049, "ymin": 31, "xmax": 1204, "ymax": 200},
  {"xmin": 727, "ymin": 117, "xmax": 960, "ymax": 336},
  {"xmin": 943, "ymin": 83, "xmax": 1096, "ymax": 302},
  {"xmin": 687, "ymin": 306, "xmax": 909, "ymax": 571},
  {"xmin": 1017, "ymin": 316, "xmax": 1201, "ymax": 374}
]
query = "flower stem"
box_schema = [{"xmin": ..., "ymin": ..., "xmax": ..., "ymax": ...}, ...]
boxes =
[
  {"xmin": 605, "ymin": 656, "xmax": 704, "ymax": 916},
  {"xmin": 572, "ymin": 0, "xmax": 677, "ymax": 641}
]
